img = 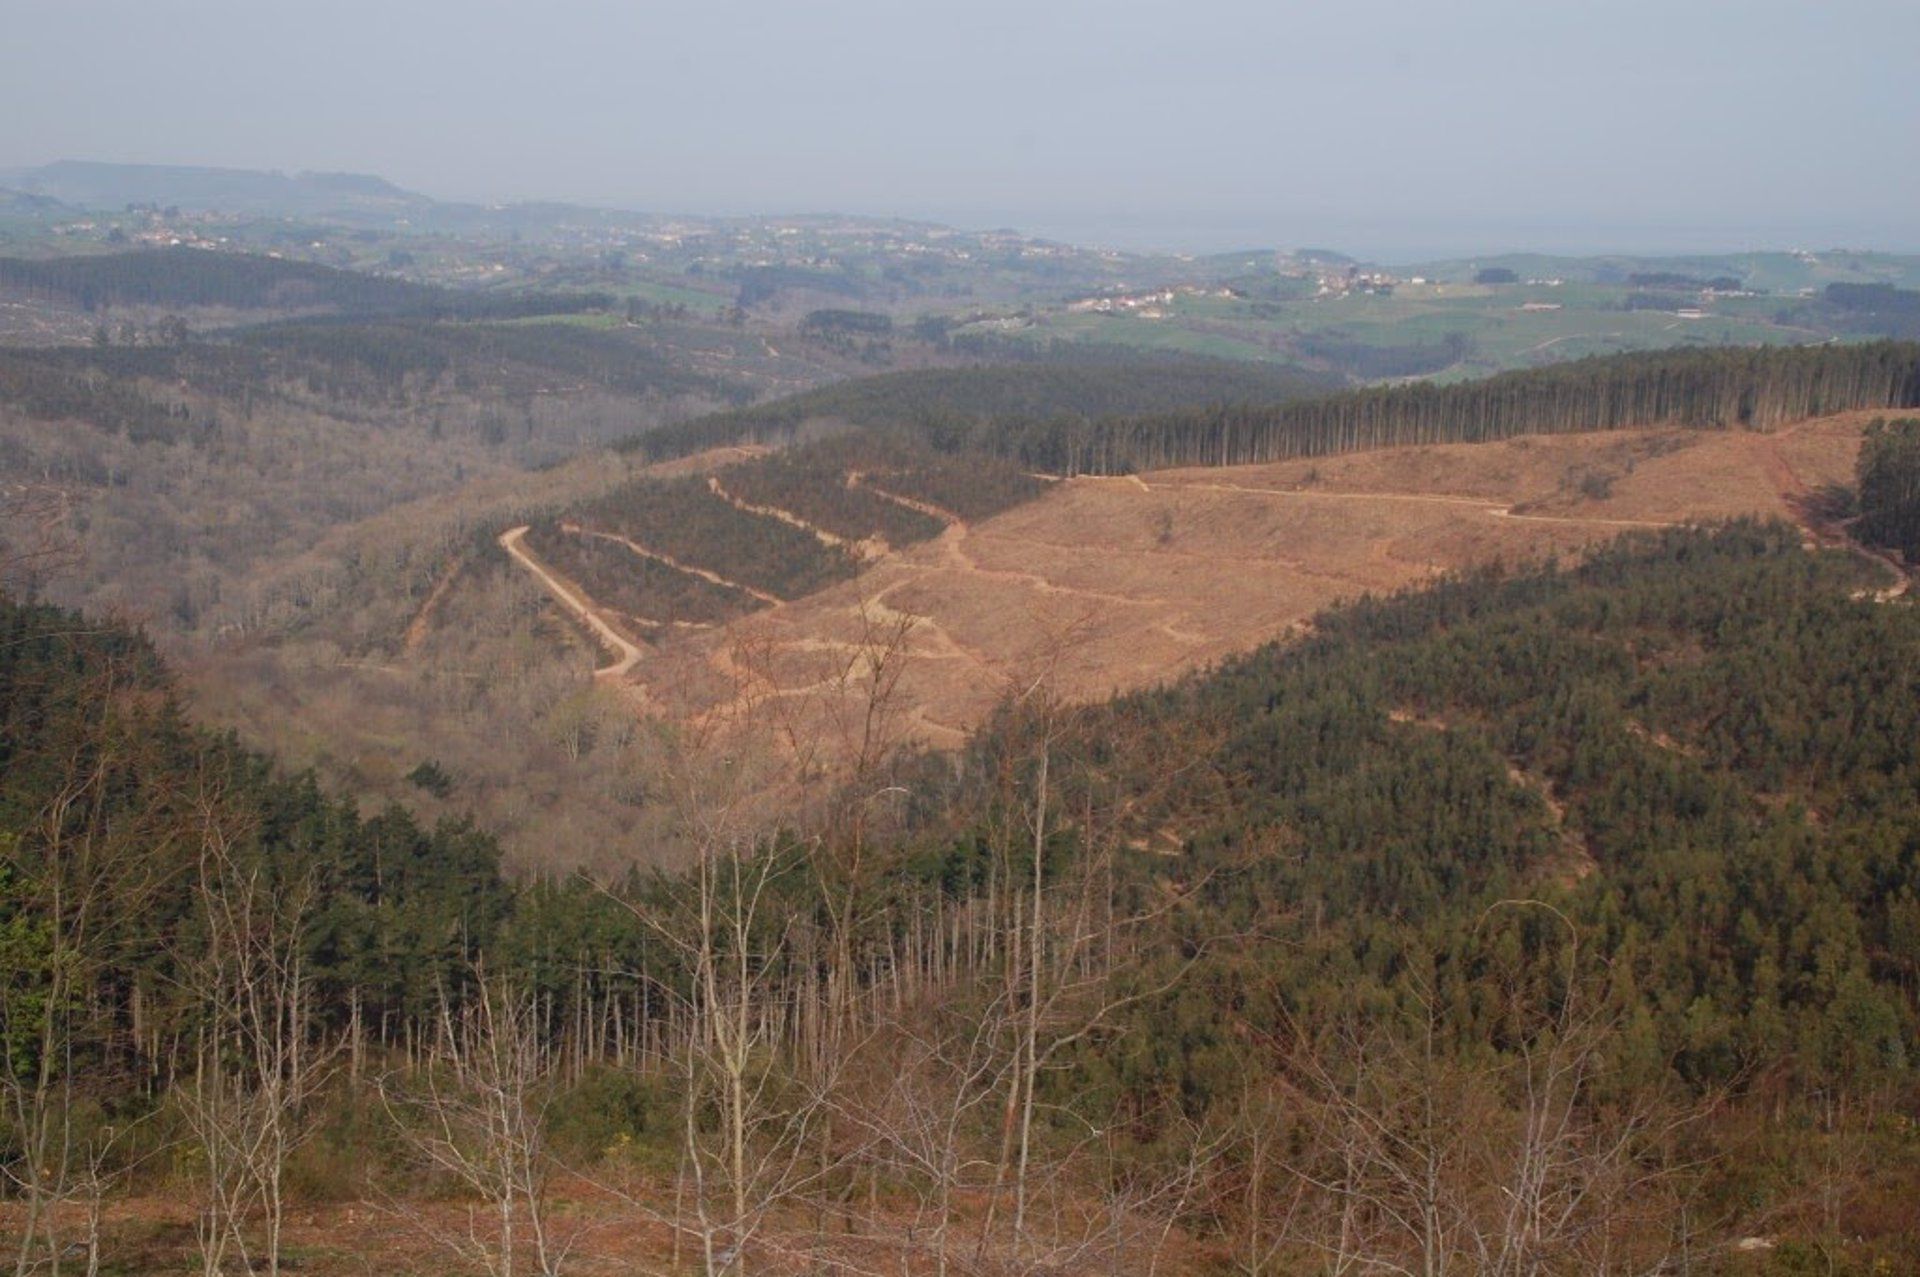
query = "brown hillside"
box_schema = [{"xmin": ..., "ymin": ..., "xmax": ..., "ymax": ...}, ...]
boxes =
[{"xmin": 604, "ymin": 414, "xmax": 1884, "ymax": 750}]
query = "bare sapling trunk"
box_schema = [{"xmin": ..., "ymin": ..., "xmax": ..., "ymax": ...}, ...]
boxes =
[
  {"xmin": 181, "ymin": 794, "xmax": 329, "ymax": 1277},
  {"xmin": 378, "ymin": 968, "xmax": 570, "ymax": 1277}
]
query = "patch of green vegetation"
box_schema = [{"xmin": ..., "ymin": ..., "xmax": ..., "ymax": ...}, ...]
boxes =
[
  {"xmin": 568, "ymin": 475, "xmax": 858, "ymax": 601},
  {"xmin": 1036, "ymin": 312, "xmax": 1285, "ymax": 362},
  {"xmin": 523, "ymin": 521, "xmax": 755, "ymax": 624},
  {"xmin": 720, "ymin": 443, "xmax": 943, "ymax": 546},
  {"xmin": 620, "ymin": 277, "xmax": 734, "ymax": 311}
]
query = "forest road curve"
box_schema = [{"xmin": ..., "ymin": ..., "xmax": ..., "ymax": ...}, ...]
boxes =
[{"xmin": 499, "ymin": 526, "xmax": 644, "ymax": 680}]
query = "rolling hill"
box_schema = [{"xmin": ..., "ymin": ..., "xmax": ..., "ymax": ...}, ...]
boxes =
[
  {"xmin": 622, "ymin": 355, "xmax": 1341, "ymax": 461},
  {"xmin": 0, "ymin": 159, "xmax": 438, "ymax": 221},
  {"xmin": 589, "ymin": 410, "xmax": 1891, "ymax": 751},
  {"xmin": 206, "ymin": 340, "xmax": 1894, "ymax": 873}
]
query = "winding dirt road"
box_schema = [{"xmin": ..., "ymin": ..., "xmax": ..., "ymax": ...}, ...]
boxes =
[{"xmin": 499, "ymin": 526, "xmax": 644, "ymax": 679}]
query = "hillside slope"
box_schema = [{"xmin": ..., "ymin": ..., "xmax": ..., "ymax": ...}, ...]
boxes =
[
  {"xmin": 11, "ymin": 523, "xmax": 1917, "ymax": 1273},
  {"xmin": 624, "ymin": 355, "xmax": 1340, "ymax": 461},
  {"xmin": 613, "ymin": 411, "xmax": 1890, "ymax": 749},
  {"xmin": 871, "ymin": 520, "xmax": 1920, "ymax": 1272}
]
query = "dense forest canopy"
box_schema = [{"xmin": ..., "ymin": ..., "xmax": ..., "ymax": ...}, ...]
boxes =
[
  {"xmin": 1293, "ymin": 328, "xmax": 1475, "ymax": 378},
  {"xmin": 1810, "ymin": 283, "xmax": 1920, "ymax": 340},
  {"xmin": 1857, "ymin": 416, "xmax": 1920, "ymax": 558},
  {"xmin": 234, "ymin": 317, "xmax": 741, "ymax": 402},
  {"xmin": 0, "ymin": 596, "xmax": 515, "ymax": 1057}
]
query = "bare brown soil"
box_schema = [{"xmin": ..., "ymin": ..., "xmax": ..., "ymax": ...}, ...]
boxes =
[
  {"xmin": 2, "ymin": 1176, "xmax": 1197, "ymax": 1276},
  {"xmin": 0, "ymin": 1182, "xmax": 703, "ymax": 1277},
  {"xmin": 549, "ymin": 417, "xmax": 1890, "ymax": 754}
]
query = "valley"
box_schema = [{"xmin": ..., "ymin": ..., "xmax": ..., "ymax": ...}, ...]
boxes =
[
  {"xmin": 132, "ymin": 335, "xmax": 1912, "ymax": 874},
  {"xmin": 3, "ymin": 167, "xmax": 1920, "ymax": 1275}
]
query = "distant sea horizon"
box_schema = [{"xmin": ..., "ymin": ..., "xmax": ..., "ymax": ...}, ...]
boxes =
[
  {"xmin": 11, "ymin": 155, "xmax": 1916, "ymax": 264},
  {"xmin": 893, "ymin": 209, "xmax": 1920, "ymax": 265}
]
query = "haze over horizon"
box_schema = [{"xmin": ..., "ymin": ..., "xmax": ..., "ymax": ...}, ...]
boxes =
[{"xmin": 4, "ymin": 0, "xmax": 1917, "ymax": 260}]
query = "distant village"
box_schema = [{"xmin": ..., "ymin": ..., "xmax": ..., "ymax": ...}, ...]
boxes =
[{"xmin": 1065, "ymin": 284, "xmax": 1238, "ymax": 319}]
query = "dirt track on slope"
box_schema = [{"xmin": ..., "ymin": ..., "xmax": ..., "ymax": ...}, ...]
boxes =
[
  {"xmin": 562, "ymin": 522, "xmax": 785, "ymax": 606},
  {"xmin": 499, "ymin": 525, "xmax": 645, "ymax": 679},
  {"xmin": 708, "ymin": 474, "xmax": 883, "ymax": 559}
]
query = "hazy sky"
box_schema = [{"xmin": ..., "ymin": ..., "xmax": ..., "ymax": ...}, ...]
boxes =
[{"xmin": 4, "ymin": 0, "xmax": 1915, "ymax": 257}]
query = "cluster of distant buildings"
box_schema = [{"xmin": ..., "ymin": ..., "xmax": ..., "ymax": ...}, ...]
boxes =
[
  {"xmin": 51, "ymin": 206, "xmax": 232, "ymax": 251},
  {"xmin": 1313, "ymin": 267, "xmax": 1401, "ymax": 297},
  {"xmin": 1065, "ymin": 284, "xmax": 1238, "ymax": 319}
]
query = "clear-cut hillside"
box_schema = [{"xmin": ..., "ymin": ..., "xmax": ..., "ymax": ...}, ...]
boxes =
[{"xmin": 603, "ymin": 412, "xmax": 1890, "ymax": 748}]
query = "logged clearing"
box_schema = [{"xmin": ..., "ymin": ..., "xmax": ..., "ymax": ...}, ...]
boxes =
[{"xmin": 577, "ymin": 414, "xmax": 1889, "ymax": 749}]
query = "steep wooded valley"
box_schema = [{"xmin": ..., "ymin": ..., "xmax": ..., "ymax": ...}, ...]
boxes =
[{"xmin": 2, "ymin": 230, "xmax": 1920, "ymax": 1275}]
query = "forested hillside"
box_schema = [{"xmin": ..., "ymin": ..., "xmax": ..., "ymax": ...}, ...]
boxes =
[
  {"xmin": 996, "ymin": 520, "xmax": 1918, "ymax": 1098},
  {"xmin": 5, "ymin": 523, "xmax": 1917, "ymax": 1273},
  {"xmin": 624, "ymin": 355, "xmax": 1338, "ymax": 460},
  {"xmin": 1785, "ymin": 283, "xmax": 1920, "ymax": 341},
  {"xmin": 234, "ymin": 317, "xmax": 743, "ymax": 403},
  {"xmin": 0, "ymin": 247, "xmax": 611, "ymax": 319},
  {"xmin": 0, "ymin": 598, "xmax": 515, "ymax": 1034},
  {"xmin": 0, "ymin": 308, "xmax": 774, "ymax": 639},
  {"xmin": 0, "ymin": 319, "xmax": 744, "ymax": 449},
  {"xmin": 623, "ymin": 339, "xmax": 1920, "ymax": 476},
  {"xmin": 971, "ymin": 340, "xmax": 1920, "ymax": 473},
  {"xmin": 0, "ymin": 597, "xmax": 517, "ymax": 1272}
]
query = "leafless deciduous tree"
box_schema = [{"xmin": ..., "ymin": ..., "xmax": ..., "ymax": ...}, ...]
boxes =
[
  {"xmin": 0, "ymin": 482, "xmax": 80, "ymax": 599},
  {"xmin": 379, "ymin": 970, "xmax": 573, "ymax": 1277},
  {"xmin": 619, "ymin": 798, "xmax": 843, "ymax": 1275},
  {"xmin": 179, "ymin": 793, "xmax": 330, "ymax": 1277}
]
